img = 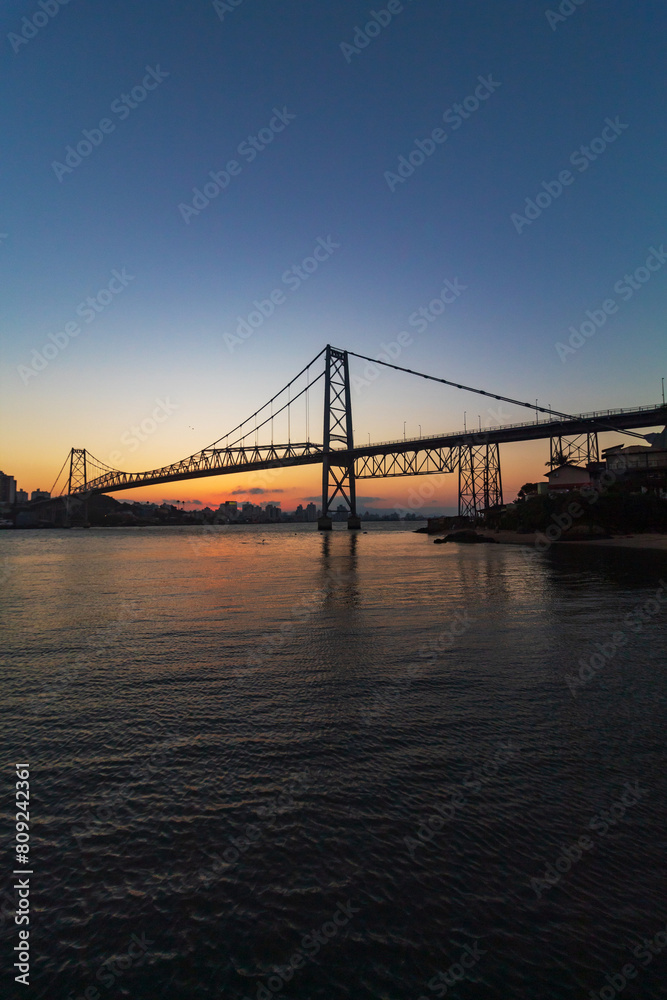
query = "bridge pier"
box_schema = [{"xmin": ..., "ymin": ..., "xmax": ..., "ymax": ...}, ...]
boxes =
[{"xmin": 458, "ymin": 441, "xmax": 503, "ymax": 520}]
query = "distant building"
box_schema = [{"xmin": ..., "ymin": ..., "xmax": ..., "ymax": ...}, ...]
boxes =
[
  {"xmin": 539, "ymin": 464, "xmax": 591, "ymax": 493},
  {"xmin": 305, "ymin": 502, "xmax": 317, "ymax": 521},
  {"xmin": 16, "ymin": 489, "xmax": 28, "ymax": 503},
  {"xmin": 0, "ymin": 472, "xmax": 17, "ymax": 504},
  {"xmin": 605, "ymin": 445, "xmax": 667, "ymax": 475},
  {"xmin": 30, "ymin": 488, "xmax": 51, "ymax": 501},
  {"xmin": 218, "ymin": 501, "xmax": 238, "ymax": 520}
]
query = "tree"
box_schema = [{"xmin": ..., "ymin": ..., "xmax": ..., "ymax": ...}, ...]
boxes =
[
  {"xmin": 546, "ymin": 449, "xmax": 568, "ymax": 468},
  {"xmin": 517, "ymin": 482, "xmax": 538, "ymax": 500}
]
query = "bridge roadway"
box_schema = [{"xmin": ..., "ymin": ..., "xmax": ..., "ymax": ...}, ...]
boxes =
[{"xmin": 73, "ymin": 403, "xmax": 666, "ymax": 495}]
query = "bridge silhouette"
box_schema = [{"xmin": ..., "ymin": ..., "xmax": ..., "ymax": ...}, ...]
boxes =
[{"xmin": 53, "ymin": 345, "xmax": 666, "ymax": 528}]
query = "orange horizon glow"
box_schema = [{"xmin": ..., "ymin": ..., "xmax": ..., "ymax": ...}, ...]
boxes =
[{"xmin": 4, "ymin": 436, "xmax": 631, "ymax": 511}]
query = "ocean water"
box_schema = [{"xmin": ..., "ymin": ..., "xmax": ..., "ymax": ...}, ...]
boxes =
[{"xmin": 1, "ymin": 524, "xmax": 666, "ymax": 1000}]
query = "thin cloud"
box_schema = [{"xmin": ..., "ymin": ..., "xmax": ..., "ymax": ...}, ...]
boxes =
[{"xmin": 231, "ymin": 487, "xmax": 285, "ymax": 496}]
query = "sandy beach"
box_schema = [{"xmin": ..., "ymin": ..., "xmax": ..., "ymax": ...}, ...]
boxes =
[{"xmin": 488, "ymin": 530, "xmax": 667, "ymax": 553}]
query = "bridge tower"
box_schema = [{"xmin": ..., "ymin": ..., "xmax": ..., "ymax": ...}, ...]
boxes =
[
  {"xmin": 458, "ymin": 441, "xmax": 503, "ymax": 520},
  {"xmin": 318, "ymin": 346, "xmax": 360, "ymax": 530},
  {"xmin": 65, "ymin": 448, "xmax": 90, "ymax": 527},
  {"xmin": 67, "ymin": 448, "xmax": 88, "ymax": 493}
]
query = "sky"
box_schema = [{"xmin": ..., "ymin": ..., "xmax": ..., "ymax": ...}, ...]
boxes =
[{"xmin": 1, "ymin": 0, "xmax": 665, "ymax": 513}]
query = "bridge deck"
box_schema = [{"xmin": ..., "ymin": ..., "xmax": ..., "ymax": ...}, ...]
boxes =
[{"xmin": 71, "ymin": 404, "xmax": 665, "ymax": 495}]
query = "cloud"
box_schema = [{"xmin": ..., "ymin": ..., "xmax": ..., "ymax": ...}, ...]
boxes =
[
  {"xmin": 231, "ymin": 487, "xmax": 284, "ymax": 496},
  {"xmin": 162, "ymin": 498, "xmax": 203, "ymax": 505}
]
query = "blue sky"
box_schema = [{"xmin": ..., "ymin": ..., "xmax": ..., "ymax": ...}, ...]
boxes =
[{"xmin": 1, "ymin": 0, "xmax": 665, "ymax": 508}]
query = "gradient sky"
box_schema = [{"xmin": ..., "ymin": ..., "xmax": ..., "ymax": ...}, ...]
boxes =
[{"xmin": 1, "ymin": 0, "xmax": 665, "ymax": 512}]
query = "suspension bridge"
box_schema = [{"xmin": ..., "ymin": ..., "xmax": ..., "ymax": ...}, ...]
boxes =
[{"xmin": 49, "ymin": 345, "xmax": 666, "ymax": 528}]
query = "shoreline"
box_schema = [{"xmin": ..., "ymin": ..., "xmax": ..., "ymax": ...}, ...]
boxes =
[{"xmin": 488, "ymin": 530, "xmax": 667, "ymax": 553}]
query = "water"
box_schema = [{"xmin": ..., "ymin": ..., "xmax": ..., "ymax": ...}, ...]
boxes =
[{"xmin": 1, "ymin": 525, "xmax": 666, "ymax": 1000}]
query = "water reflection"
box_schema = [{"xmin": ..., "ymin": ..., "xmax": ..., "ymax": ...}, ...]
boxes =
[{"xmin": 319, "ymin": 529, "xmax": 359, "ymax": 610}]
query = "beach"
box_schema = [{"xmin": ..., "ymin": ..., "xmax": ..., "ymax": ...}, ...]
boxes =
[{"xmin": 488, "ymin": 530, "xmax": 667, "ymax": 553}]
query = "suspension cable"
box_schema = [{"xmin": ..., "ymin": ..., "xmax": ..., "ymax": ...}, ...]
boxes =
[
  {"xmin": 50, "ymin": 452, "xmax": 71, "ymax": 496},
  {"xmin": 221, "ymin": 371, "xmax": 325, "ymax": 449},
  {"xmin": 347, "ymin": 351, "xmax": 648, "ymax": 441},
  {"xmin": 201, "ymin": 346, "xmax": 326, "ymax": 451}
]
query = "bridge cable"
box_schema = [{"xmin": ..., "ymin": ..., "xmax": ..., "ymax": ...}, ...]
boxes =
[
  {"xmin": 347, "ymin": 351, "xmax": 648, "ymax": 441},
  {"xmin": 50, "ymin": 452, "xmax": 71, "ymax": 496},
  {"xmin": 201, "ymin": 346, "xmax": 326, "ymax": 451},
  {"xmin": 223, "ymin": 371, "xmax": 325, "ymax": 449}
]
